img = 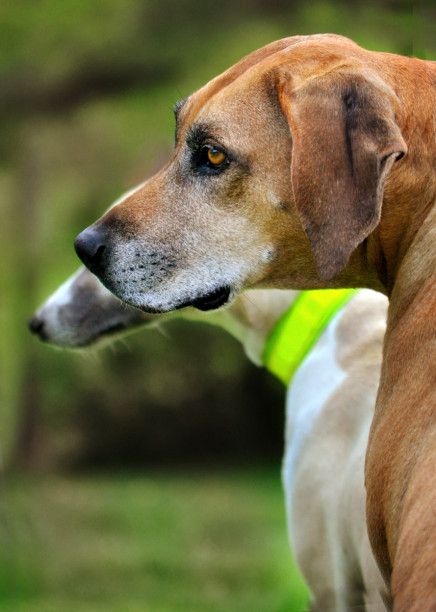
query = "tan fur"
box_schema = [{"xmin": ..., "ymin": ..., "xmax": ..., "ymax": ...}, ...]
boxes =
[{"xmin": 75, "ymin": 34, "xmax": 436, "ymax": 607}]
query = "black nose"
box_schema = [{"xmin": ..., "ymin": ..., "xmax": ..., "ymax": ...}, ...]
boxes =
[
  {"xmin": 28, "ymin": 315, "xmax": 47, "ymax": 341},
  {"xmin": 74, "ymin": 226, "xmax": 108, "ymax": 273}
]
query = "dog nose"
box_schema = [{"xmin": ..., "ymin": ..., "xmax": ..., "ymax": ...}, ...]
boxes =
[
  {"xmin": 74, "ymin": 226, "xmax": 108, "ymax": 273},
  {"xmin": 28, "ymin": 315, "xmax": 47, "ymax": 341}
]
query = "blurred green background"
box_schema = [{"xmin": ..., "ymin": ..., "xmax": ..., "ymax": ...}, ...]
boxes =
[{"xmin": 0, "ymin": 0, "xmax": 434, "ymax": 610}]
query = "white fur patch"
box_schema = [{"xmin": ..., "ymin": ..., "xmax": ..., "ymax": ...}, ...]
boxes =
[
  {"xmin": 282, "ymin": 309, "xmax": 346, "ymax": 535},
  {"xmin": 44, "ymin": 268, "xmax": 82, "ymax": 308}
]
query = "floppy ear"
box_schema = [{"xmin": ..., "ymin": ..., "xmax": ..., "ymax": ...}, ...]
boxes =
[{"xmin": 278, "ymin": 71, "xmax": 407, "ymax": 280}]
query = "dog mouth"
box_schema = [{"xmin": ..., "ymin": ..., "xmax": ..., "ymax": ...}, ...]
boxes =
[{"xmin": 181, "ymin": 286, "xmax": 231, "ymax": 311}]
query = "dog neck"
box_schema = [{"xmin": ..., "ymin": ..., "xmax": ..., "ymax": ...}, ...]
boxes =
[
  {"xmin": 181, "ymin": 289, "xmax": 299, "ymax": 366},
  {"xmin": 366, "ymin": 186, "xmax": 436, "ymax": 596}
]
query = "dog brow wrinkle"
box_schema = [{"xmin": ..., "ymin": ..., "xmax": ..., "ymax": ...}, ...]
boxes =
[
  {"xmin": 186, "ymin": 123, "xmax": 213, "ymax": 150},
  {"xmin": 173, "ymin": 97, "xmax": 190, "ymax": 142},
  {"xmin": 173, "ymin": 97, "xmax": 188, "ymax": 119}
]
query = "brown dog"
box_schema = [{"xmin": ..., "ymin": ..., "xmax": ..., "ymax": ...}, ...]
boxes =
[{"xmin": 75, "ymin": 34, "xmax": 436, "ymax": 609}]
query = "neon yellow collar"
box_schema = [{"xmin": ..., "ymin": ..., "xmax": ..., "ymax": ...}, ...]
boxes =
[{"xmin": 262, "ymin": 289, "xmax": 359, "ymax": 386}]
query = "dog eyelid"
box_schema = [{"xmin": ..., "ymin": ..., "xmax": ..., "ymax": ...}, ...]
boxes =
[{"xmin": 186, "ymin": 123, "xmax": 234, "ymax": 175}]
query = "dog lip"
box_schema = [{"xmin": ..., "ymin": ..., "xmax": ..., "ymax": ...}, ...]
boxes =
[
  {"xmin": 114, "ymin": 286, "xmax": 233, "ymax": 314},
  {"xmin": 188, "ymin": 286, "xmax": 231, "ymax": 311}
]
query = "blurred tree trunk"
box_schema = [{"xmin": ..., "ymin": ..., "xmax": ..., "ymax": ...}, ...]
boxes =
[
  {"xmin": 11, "ymin": 352, "xmax": 42, "ymax": 470},
  {"xmin": 5, "ymin": 126, "xmax": 45, "ymax": 470}
]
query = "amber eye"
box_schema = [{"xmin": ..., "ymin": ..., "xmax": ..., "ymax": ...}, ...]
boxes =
[{"xmin": 207, "ymin": 147, "xmax": 227, "ymax": 167}]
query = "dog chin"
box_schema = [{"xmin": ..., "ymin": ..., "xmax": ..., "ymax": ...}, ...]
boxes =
[{"xmin": 116, "ymin": 284, "xmax": 234, "ymax": 314}]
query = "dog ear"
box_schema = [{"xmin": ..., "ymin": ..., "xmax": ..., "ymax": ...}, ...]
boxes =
[{"xmin": 277, "ymin": 71, "xmax": 407, "ymax": 280}]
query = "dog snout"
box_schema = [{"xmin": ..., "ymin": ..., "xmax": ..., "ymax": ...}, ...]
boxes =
[{"xmin": 74, "ymin": 226, "xmax": 109, "ymax": 274}]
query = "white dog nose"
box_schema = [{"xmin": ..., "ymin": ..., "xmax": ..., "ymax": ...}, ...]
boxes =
[{"xmin": 74, "ymin": 226, "xmax": 108, "ymax": 274}]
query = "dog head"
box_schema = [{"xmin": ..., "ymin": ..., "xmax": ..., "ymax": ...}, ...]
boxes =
[{"xmin": 75, "ymin": 34, "xmax": 406, "ymax": 312}]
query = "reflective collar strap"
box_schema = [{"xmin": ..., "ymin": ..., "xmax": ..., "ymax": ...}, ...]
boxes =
[{"xmin": 262, "ymin": 288, "xmax": 359, "ymax": 386}]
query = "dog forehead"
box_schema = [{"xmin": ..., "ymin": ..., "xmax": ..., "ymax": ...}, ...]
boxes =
[
  {"xmin": 177, "ymin": 61, "xmax": 281, "ymax": 143},
  {"xmin": 177, "ymin": 69, "xmax": 269, "ymax": 137},
  {"xmin": 176, "ymin": 34, "xmax": 361, "ymax": 136}
]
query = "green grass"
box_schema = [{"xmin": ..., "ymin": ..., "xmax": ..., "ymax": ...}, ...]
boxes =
[{"xmin": 0, "ymin": 467, "xmax": 309, "ymax": 612}]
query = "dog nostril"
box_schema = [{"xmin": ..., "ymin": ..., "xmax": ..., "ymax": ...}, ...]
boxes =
[
  {"xmin": 28, "ymin": 316, "xmax": 47, "ymax": 340},
  {"xmin": 94, "ymin": 244, "xmax": 106, "ymax": 261},
  {"xmin": 74, "ymin": 227, "xmax": 108, "ymax": 273}
]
